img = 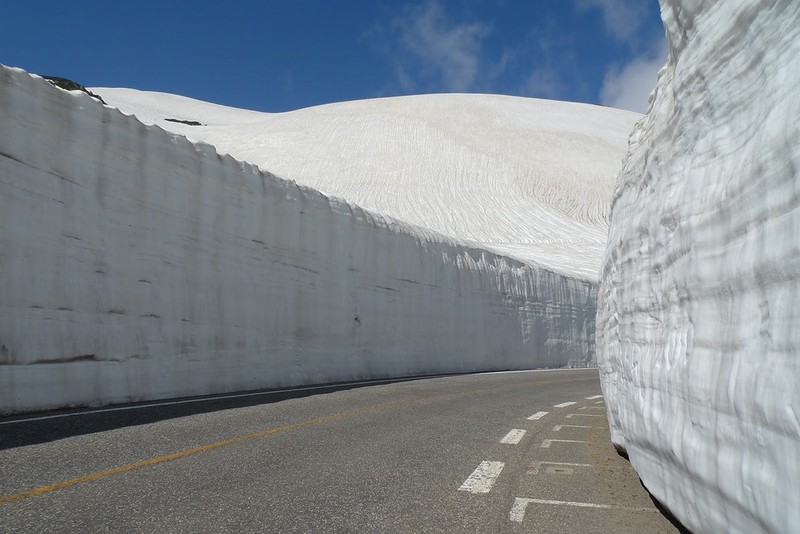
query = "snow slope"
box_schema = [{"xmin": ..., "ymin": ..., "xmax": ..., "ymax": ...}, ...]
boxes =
[
  {"xmin": 92, "ymin": 89, "xmax": 640, "ymax": 281},
  {"xmin": 1, "ymin": 65, "xmax": 602, "ymax": 414},
  {"xmin": 597, "ymin": 1, "xmax": 800, "ymax": 532}
]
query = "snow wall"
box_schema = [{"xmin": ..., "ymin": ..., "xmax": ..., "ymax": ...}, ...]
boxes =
[
  {"xmin": 597, "ymin": 1, "xmax": 800, "ymax": 532},
  {"xmin": 0, "ymin": 66, "xmax": 596, "ymax": 414}
]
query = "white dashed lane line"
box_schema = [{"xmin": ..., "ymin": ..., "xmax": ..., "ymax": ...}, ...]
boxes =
[
  {"xmin": 509, "ymin": 498, "xmax": 657, "ymax": 522},
  {"xmin": 458, "ymin": 461, "xmax": 505, "ymax": 494},
  {"xmin": 458, "ymin": 395, "xmax": 607, "ymax": 498},
  {"xmin": 578, "ymin": 406, "xmax": 604, "ymax": 410},
  {"xmin": 565, "ymin": 413, "xmax": 603, "ymax": 419},
  {"xmin": 499, "ymin": 429, "xmax": 527, "ymax": 444}
]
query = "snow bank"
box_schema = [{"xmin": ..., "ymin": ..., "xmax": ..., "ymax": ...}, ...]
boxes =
[
  {"xmin": 93, "ymin": 89, "xmax": 639, "ymax": 281},
  {"xmin": 597, "ymin": 1, "xmax": 800, "ymax": 532},
  {"xmin": 1, "ymin": 65, "xmax": 597, "ymax": 414}
]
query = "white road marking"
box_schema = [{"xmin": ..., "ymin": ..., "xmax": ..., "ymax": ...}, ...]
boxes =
[
  {"xmin": 527, "ymin": 411, "xmax": 548, "ymax": 420},
  {"xmin": 540, "ymin": 439, "xmax": 586, "ymax": 448},
  {"xmin": 509, "ymin": 497, "xmax": 656, "ymax": 521},
  {"xmin": 594, "ymin": 400, "xmax": 605, "ymax": 405},
  {"xmin": 509, "ymin": 497, "xmax": 531, "ymax": 522},
  {"xmin": 552, "ymin": 424, "xmax": 591, "ymax": 431},
  {"xmin": 553, "ymin": 401, "xmax": 577, "ymax": 408},
  {"xmin": 579, "ymin": 406, "xmax": 604, "ymax": 410},
  {"xmin": 458, "ymin": 461, "xmax": 505, "ymax": 494},
  {"xmin": 585, "ymin": 395, "xmax": 603, "ymax": 400},
  {"xmin": 565, "ymin": 413, "xmax": 603, "ymax": 418},
  {"xmin": 500, "ymin": 429, "xmax": 527, "ymax": 444}
]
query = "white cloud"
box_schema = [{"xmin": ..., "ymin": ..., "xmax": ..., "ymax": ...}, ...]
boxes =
[
  {"xmin": 600, "ymin": 33, "xmax": 667, "ymax": 113},
  {"xmin": 576, "ymin": 0, "xmax": 645, "ymax": 42},
  {"xmin": 522, "ymin": 68, "xmax": 562, "ymax": 99},
  {"xmin": 390, "ymin": 0, "xmax": 491, "ymax": 92}
]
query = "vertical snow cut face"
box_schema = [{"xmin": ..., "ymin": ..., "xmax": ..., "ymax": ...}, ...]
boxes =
[
  {"xmin": 0, "ymin": 65, "xmax": 598, "ymax": 414},
  {"xmin": 597, "ymin": 1, "xmax": 800, "ymax": 533}
]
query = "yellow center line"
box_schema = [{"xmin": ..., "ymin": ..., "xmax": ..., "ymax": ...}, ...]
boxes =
[{"xmin": 0, "ymin": 375, "xmax": 595, "ymax": 504}]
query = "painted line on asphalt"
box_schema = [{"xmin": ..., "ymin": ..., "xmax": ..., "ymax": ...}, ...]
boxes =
[
  {"xmin": 540, "ymin": 439, "xmax": 586, "ymax": 448},
  {"xmin": 509, "ymin": 497, "xmax": 657, "ymax": 522},
  {"xmin": 578, "ymin": 406, "xmax": 604, "ymax": 410},
  {"xmin": 553, "ymin": 401, "xmax": 576, "ymax": 408},
  {"xmin": 552, "ymin": 425, "xmax": 591, "ymax": 431},
  {"xmin": 1, "ymin": 375, "xmax": 596, "ymax": 505},
  {"xmin": 527, "ymin": 411, "xmax": 548, "ymax": 420},
  {"xmin": 594, "ymin": 400, "xmax": 605, "ymax": 405},
  {"xmin": 2, "ymin": 373, "xmax": 598, "ymax": 426},
  {"xmin": 565, "ymin": 413, "xmax": 603, "ymax": 419},
  {"xmin": 509, "ymin": 497, "xmax": 531, "ymax": 521},
  {"xmin": 458, "ymin": 461, "xmax": 505, "ymax": 494},
  {"xmin": 0, "ymin": 406, "xmax": 383, "ymax": 505},
  {"xmin": 499, "ymin": 429, "xmax": 526, "ymax": 445},
  {"xmin": 585, "ymin": 395, "xmax": 603, "ymax": 400}
]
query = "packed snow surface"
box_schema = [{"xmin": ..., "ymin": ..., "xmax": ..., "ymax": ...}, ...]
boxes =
[
  {"xmin": 93, "ymin": 88, "xmax": 639, "ymax": 281},
  {"xmin": 1, "ymin": 65, "xmax": 603, "ymax": 413},
  {"xmin": 597, "ymin": 1, "xmax": 800, "ymax": 532}
]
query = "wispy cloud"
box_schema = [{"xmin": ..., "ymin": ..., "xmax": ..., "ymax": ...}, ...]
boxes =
[
  {"xmin": 600, "ymin": 33, "xmax": 667, "ymax": 113},
  {"xmin": 368, "ymin": 0, "xmax": 664, "ymax": 109},
  {"xmin": 384, "ymin": 0, "xmax": 492, "ymax": 92},
  {"xmin": 516, "ymin": 25, "xmax": 576, "ymax": 100},
  {"xmin": 522, "ymin": 68, "xmax": 562, "ymax": 99},
  {"xmin": 575, "ymin": 0, "xmax": 646, "ymax": 42}
]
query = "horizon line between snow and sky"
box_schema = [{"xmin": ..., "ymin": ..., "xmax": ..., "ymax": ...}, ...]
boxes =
[{"xmin": 0, "ymin": 0, "xmax": 665, "ymax": 114}]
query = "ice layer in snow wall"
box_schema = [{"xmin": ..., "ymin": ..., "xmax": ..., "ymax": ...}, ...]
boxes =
[
  {"xmin": 0, "ymin": 66, "xmax": 596, "ymax": 414},
  {"xmin": 597, "ymin": 1, "xmax": 800, "ymax": 532}
]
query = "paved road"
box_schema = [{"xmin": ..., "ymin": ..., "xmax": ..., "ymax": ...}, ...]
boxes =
[{"xmin": 0, "ymin": 369, "xmax": 683, "ymax": 533}]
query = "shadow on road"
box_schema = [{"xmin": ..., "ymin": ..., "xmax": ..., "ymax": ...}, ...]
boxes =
[{"xmin": 0, "ymin": 373, "xmax": 461, "ymax": 450}]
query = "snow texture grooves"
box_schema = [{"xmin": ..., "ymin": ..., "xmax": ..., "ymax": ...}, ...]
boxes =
[
  {"xmin": 93, "ymin": 89, "xmax": 639, "ymax": 281},
  {"xmin": 597, "ymin": 1, "xmax": 800, "ymax": 533},
  {"xmin": 0, "ymin": 65, "xmax": 597, "ymax": 414}
]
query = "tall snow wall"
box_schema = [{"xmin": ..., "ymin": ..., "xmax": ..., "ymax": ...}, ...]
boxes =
[
  {"xmin": 0, "ymin": 66, "xmax": 597, "ymax": 414},
  {"xmin": 597, "ymin": 1, "xmax": 800, "ymax": 532}
]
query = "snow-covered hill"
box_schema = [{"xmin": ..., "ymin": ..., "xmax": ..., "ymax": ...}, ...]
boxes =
[
  {"xmin": 1, "ymin": 64, "xmax": 623, "ymax": 413},
  {"xmin": 597, "ymin": 1, "xmax": 800, "ymax": 532},
  {"xmin": 92, "ymin": 89, "xmax": 640, "ymax": 281}
]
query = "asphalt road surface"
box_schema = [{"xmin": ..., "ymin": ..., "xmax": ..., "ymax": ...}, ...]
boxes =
[{"xmin": 0, "ymin": 369, "xmax": 685, "ymax": 533}]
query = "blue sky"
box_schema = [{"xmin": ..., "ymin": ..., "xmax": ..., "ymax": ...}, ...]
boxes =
[{"xmin": 1, "ymin": 0, "xmax": 665, "ymax": 113}]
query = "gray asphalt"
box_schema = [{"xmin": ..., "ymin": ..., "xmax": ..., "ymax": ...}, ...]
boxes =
[{"xmin": 0, "ymin": 369, "xmax": 685, "ymax": 533}]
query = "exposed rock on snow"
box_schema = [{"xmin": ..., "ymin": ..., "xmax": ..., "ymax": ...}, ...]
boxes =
[
  {"xmin": 1, "ymin": 65, "xmax": 608, "ymax": 413},
  {"xmin": 597, "ymin": 1, "xmax": 800, "ymax": 532}
]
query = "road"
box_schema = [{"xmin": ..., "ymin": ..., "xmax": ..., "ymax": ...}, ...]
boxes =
[{"xmin": 0, "ymin": 369, "xmax": 683, "ymax": 533}]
